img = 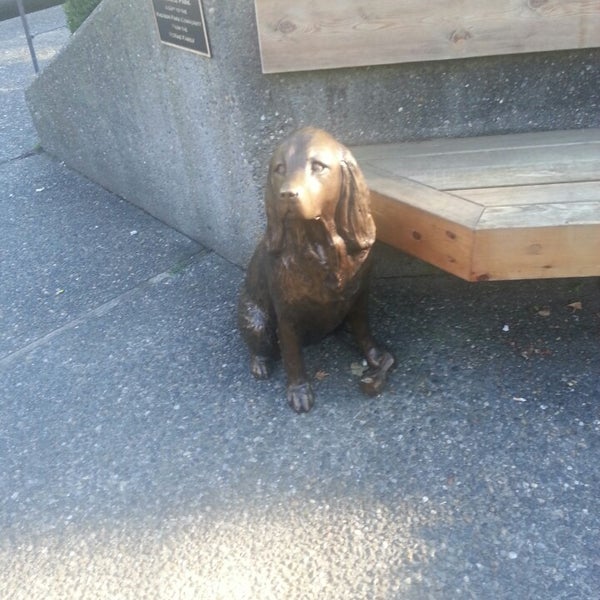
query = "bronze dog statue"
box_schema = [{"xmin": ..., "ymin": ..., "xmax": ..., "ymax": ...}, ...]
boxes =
[{"xmin": 238, "ymin": 128, "xmax": 394, "ymax": 412}]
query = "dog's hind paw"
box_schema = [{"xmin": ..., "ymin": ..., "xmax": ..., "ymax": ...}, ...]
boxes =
[
  {"xmin": 287, "ymin": 382, "xmax": 315, "ymax": 413},
  {"xmin": 360, "ymin": 351, "xmax": 395, "ymax": 396}
]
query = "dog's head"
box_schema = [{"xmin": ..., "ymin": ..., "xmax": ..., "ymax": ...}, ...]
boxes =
[{"xmin": 264, "ymin": 128, "xmax": 375, "ymax": 254}]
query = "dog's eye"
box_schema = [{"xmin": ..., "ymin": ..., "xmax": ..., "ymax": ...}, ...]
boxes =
[
  {"xmin": 274, "ymin": 163, "xmax": 286, "ymax": 176},
  {"xmin": 311, "ymin": 161, "xmax": 327, "ymax": 174}
]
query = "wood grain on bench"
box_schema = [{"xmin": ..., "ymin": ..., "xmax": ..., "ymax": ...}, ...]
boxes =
[{"xmin": 255, "ymin": 0, "xmax": 600, "ymax": 73}]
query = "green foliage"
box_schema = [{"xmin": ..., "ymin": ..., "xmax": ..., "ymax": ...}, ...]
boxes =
[{"xmin": 63, "ymin": 0, "xmax": 102, "ymax": 33}]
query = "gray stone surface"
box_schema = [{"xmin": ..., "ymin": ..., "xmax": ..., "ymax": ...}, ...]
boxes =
[
  {"xmin": 0, "ymin": 154, "xmax": 201, "ymax": 358},
  {"xmin": 2, "ymin": 253, "xmax": 600, "ymax": 599},
  {"xmin": 2, "ymin": 7, "xmax": 599, "ymax": 599},
  {"xmin": 25, "ymin": 0, "xmax": 600, "ymax": 265}
]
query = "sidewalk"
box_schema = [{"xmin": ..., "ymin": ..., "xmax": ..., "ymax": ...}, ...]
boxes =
[{"xmin": 1, "ymin": 8, "xmax": 599, "ymax": 599}]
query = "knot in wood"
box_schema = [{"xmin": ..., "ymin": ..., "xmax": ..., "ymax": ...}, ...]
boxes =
[
  {"xmin": 450, "ymin": 28, "xmax": 472, "ymax": 44},
  {"xmin": 277, "ymin": 19, "xmax": 297, "ymax": 34}
]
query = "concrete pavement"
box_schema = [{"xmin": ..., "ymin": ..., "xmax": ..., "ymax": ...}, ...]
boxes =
[{"xmin": 1, "ymin": 7, "xmax": 599, "ymax": 599}]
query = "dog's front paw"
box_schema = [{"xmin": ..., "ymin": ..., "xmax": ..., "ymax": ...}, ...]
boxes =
[
  {"xmin": 287, "ymin": 382, "xmax": 315, "ymax": 413},
  {"xmin": 250, "ymin": 355, "xmax": 271, "ymax": 380}
]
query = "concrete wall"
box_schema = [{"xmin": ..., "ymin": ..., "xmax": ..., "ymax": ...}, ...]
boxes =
[{"xmin": 26, "ymin": 0, "xmax": 600, "ymax": 266}]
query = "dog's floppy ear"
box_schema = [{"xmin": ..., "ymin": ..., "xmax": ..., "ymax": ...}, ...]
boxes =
[
  {"xmin": 264, "ymin": 176, "xmax": 284, "ymax": 254},
  {"xmin": 336, "ymin": 150, "xmax": 376, "ymax": 253}
]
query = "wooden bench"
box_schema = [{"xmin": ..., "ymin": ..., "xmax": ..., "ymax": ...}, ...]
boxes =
[
  {"xmin": 254, "ymin": 1, "xmax": 600, "ymax": 280},
  {"xmin": 352, "ymin": 130, "xmax": 600, "ymax": 281}
]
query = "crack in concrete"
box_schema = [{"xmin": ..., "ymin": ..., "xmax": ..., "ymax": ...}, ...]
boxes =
[
  {"xmin": 0, "ymin": 145, "xmax": 43, "ymax": 167},
  {"xmin": 0, "ymin": 250, "xmax": 209, "ymax": 368}
]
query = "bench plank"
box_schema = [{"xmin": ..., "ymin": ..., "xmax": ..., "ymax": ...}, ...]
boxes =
[
  {"xmin": 473, "ymin": 225, "xmax": 600, "ymax": 280},
  {"xmin": 357, "ymin": 132, "xmax": 600, "ymax": 190},
  {"xmin": 477, "ymin": 202, "xmax": 600, "ymax": 229},
  {"xmin": 370, "ymin": 190, "xmax": 477, "ymax": 281},
  {"xmin": 361, "ymin": 166, "xmax": 484, "ymax": 228},
  {"xmin": 352, "ymin": 129, "xmax": 600, "ymax": 161},
  {"xmin": 455, "ymin": 181, "xmax": 600, "ymax": 207},
  {"xmin": 255, "ymin": 0, "xmax": 600, "ymax": 73}
]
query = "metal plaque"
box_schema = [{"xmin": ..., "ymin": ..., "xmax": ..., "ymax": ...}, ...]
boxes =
[{"xmin": 152, "ymin": 0, "xmax": 211, "ymax": 57}]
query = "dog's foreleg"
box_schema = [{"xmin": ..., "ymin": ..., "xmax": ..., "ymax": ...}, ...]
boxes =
[
  {"xmin": 238, "ymin": 295, "xmax": 276, "ymax": 379},
  {"xmin": 277, "ymin": 320, "xmax": 315, "ymax": 413}
]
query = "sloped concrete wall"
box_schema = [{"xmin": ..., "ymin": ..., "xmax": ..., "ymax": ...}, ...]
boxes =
[{"xmin": 26, "ymin": 0, "xmax": 600, "ymax": 265}]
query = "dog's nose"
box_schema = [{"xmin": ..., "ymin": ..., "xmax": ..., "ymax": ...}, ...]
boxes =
[{"xmin": 280, "ymin": 187, "xmax": 300, "ymax": 200}]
